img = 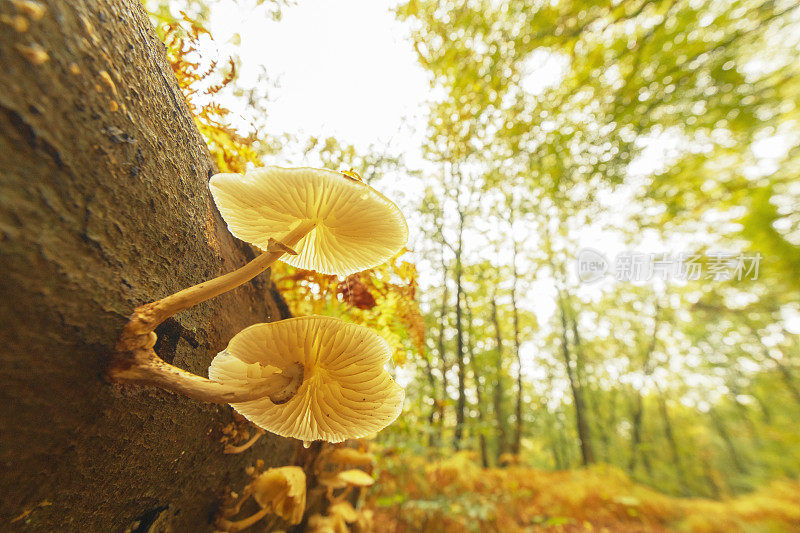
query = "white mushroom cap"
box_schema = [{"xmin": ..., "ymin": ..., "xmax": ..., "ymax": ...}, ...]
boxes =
[
  {"xmin": 208, "ymin": 316, "xmax": 405, "ymax": 443},
  {"xmin": 209, "ymin": 167, "xmax": 408, "ymax": 275}
]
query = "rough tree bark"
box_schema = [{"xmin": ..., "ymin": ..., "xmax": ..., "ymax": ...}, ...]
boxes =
[{"xmin": 0, "ymin": 1, "xmax": 298, "ymax": 530}]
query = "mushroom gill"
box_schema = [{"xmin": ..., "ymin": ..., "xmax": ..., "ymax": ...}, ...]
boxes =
[{"xmin": 209, "ymin": 315, "xmax": 405, "ymax": 443}]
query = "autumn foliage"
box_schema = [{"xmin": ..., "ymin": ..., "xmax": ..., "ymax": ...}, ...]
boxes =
[
  {"xmin": 160, "ymin": 13, "xmax": 262, "ymax": 174},
  {"xmin": 365, "ymin": 451, "xmax": 800, "ymax": 533},
  {"xmin": 273, "ymin": 251, "xmax": 425, "ymax": 365}
]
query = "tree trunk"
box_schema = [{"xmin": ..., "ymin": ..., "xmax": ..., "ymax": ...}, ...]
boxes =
[
  {"xmin": 422, "ymin": 352, "xmax": 440, "ymax": 448},
  {"xmin": 452, "ymin": 211, "xmax": 466, "ymax": 449},
  {"xmin": 490, "ymin": 296, "xmax": 508, "ymax": 462},
  {"xmin": 628, "ymin": 392, "xmax": 646, "ymax": 474},
  {"xmin": 465, "ymin": 297, "xmax": 489, "ymax": 467},
  {"xmin": 0, "ymin": 2, "xmax": 297, "ymax": 530},
  {"xmin": 599, "ymin": 388, "xmax": 618, "ymax": 463},
  {"xmin": 437, "ymin": 259, "xmax": 449, "ymax": 444},
  {"xmin": 710, "ymin": 408, "xmax": 746, "ymax": 474},
  {"xmin": 556, "ymin": 290, "xmax": 595, "ymax": 466},
  {"xmin": 656, "ymin": 388, "xmax": 688, "ymax": 495},
  {"xmin": 555, "ymin": 410, "xmax": 571, "ymax": 469},
  {"xmin": 629, "ymin": 304, "xmax": 660, "ymax": 474},
  {"xmin": 509, "ymin": 238, "xmax": 523, "ymax": 456}
]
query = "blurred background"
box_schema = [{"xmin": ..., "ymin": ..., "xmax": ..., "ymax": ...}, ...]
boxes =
[{"xmin": 147, "ymin": 0, "xmax": 800, "ymax": 529}]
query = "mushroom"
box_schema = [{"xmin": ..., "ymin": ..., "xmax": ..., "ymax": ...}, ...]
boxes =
[
  {"xmin": 307, "ymin": 514, "xmax": 338, "ymax": 533},
  {"xmin": 326, "ymin": 447, "xmax": 376, "ymax": 468},
  {"xmin": 109, "ymin": 166, "xmax": 407, "ymax": 404},
  {"xmin": 322, "ymin": 501, "xmax": 360, "ymax": 533},
  {"xmin": 211, "ymin": 166, "xmax": 408, "ymax": 276},
  {"xmin": 217, "ymin": 466, "xmax": 306, "ymax": 532},
  {"xmin": 318, "ymin": 469, "xmax": 376, "ymax": 490},
  {"xmin": 307, "ymin": 501, "xmax": 360, "ymax": 533},
  {"xmin": 209, "ymin": 316, "xmax": 405, "ymax": 444},
  {"xmin": 315, "ymin": 446, "xmax": 376, "ymax": 478},
  {"xmin": 327, "ymin": 501, "xmax": 358, "ymax": 523},
  {"xmin": 318, "ymin": 468, "xmax": 376, "ymax": 504},
  {"xmin": 223, "ymin": 428, "xmax": 266, "ymax": 454}
]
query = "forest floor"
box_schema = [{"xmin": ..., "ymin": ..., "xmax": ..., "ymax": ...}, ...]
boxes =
[{"xmin": 363, "ymin": 452, "xmax": 800, "ymax": 532}]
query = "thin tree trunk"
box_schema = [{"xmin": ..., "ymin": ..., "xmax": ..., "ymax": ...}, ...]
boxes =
[
  {"xmin": 629, "ymin": 304, "xmax": 660, "ymax": 474},
  {"xmin": 628, "ymin": 392, "xmax": 645, "ymax": 473},
  {"xmin": 568, "ymin": 311, "xmax": 599, "ymax": 465},
  {"xmin": 556, "ymin": 289, "xmax": 595, "ymax": 465},
  {"xmin": 555, "ymin": 411, "xmax": 571, "ymax": 469},
  {"xmin": 453, "ymin": 211, "xmax": 466, "ymax": 449},
  {"xmin": 422, "ymin": 354, "xmax": 440, "ymax": 448},
  {"xmin": 656, "ymin": 388, "xmax": 688, "ymax": 495},
  {"xmin": 465, "ymin": 297, "xmax": 489, "ymax": 467},
  {"xmin": 710, "ymin": 408, "xmax": 746, "ymax": 474},
  {"xmin": 490, "ymin": 295, "xmax": 508, "ymax": 462},
  {"xmin": 0, "ymin": 2, "xmax": 297, "ymax": 529},
  {"xmin": 437, "ymin": 260, "xmax": 449, "ymax": 443},
  {"xmin": 600, "ymin": 389, "xmax": 618, "ymax": 463},
  {"xmin": 702, "ymin": 456, "xmax": 723, "ymax": 498},
  {"xmin": 510, "ymin": 237, "xmax": 524, "ymax": 456},
  {"xmin": 551, "ymin": 438, "xmax": 564, "ymax": 470}
]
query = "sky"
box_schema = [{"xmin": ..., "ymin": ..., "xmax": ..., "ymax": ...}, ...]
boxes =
[{"xmin": 202, "ymin": 0, "xmax": 430, "ymax": 163}]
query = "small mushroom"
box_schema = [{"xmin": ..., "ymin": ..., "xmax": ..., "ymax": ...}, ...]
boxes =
[
  {"xmin": 223, "ymin": 428, "xmax": 266, "ymax": 454},
  {"xmin": 110, "ymin": 167, "xmax": 407, "ymax": 405},
  {"xmin": 251, "ymin": 466, "xmax": 307, "ymax": 525},
  {"xmin": 307, "ymin": 514, "xmax": 338, "ymax": 533},
  {"xmin": 318, "ymin": 469, "xmax": 376, "ymax": 489},
  {"xmin": 315, "ymin": 446, "xmax": 376, "ymax": 478},
  {"xmin": 327, "ymin": 501, "xmax": 358, "ymax": 523},
  {"xmin": 318, "ymin": 468, "xmax": 376, "ymax": 503},
  {"xmin": 217, "ymin": 466, "xmax": 306, "ymax": 532},
  {"xmin": 209, "ymin": 316, "xmax": 404, "ymax": 443},
  {"xmin": 307, "ymin": 501, "xmax": 360, "ymax": 533},
  {"xmin": 326, "ymin": 447, "xmax": 376, "ymax": 468}
]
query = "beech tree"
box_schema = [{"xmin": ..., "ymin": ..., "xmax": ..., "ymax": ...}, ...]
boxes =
[{"xmin": 0, "ymin": 2, "xmax": 300, "ymax": 530}]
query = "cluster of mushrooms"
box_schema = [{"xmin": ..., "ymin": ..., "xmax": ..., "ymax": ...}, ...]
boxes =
[
  {"xmin": 217, "ymin": 446, "xmax": 378, "ymax": 532},
  {"xmin": 110, "ymin": 166, "xmax": 408, "ymax": 444}
]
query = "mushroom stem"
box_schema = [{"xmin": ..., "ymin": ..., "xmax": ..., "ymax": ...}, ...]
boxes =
[
  {"xmin": 124, "ymin": 219, "xmax": 316, "ymax": 338},
  {"xmin": 216, "ymin": 506, "xmax": 272, "ymax": 533},
  {"xmin": 221, "ymin": 487, "xmax": 253, "ymax": 518},
  {"xmin": 224, "ymin": 428, "xmax": 266, "ymax": 454},
  {"xmin": 329, "ymin": 485, "xmax": 355, "ymax": 504},
  {"xmin": 110, "ymin": 349, "xmax": 304, "ymax": 404},
  {"xmin": 109, "ymin": 221, "xmax": 315, "ymax": 402}
]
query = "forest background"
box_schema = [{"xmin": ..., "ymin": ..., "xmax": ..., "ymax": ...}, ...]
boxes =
[{"xmin": 149, "ymin": 0, "xmax": 800, "ymax": 530}]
